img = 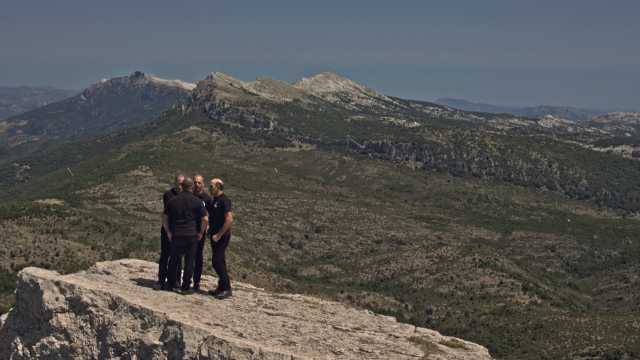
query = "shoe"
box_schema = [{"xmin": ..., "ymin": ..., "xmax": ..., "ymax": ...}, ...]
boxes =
[
  {"xmin": 215, "ymin": 290, "xmax": 232, "ymax": 300},
  {"xmin": 162, "ymin": 284, "xmax": 175, "ymax": 292},
  {"xmin": 208, "ymin": 288, "xmax": 222, "ymax": 296},
  {"xmin": 180, "ymin": 286, "xmax": 194, "ymax": 295},
  {"xmin": 193, "ymin": 283, "xmax": 200, "ymax": 291},
  {"xmin": 153, "ymin": 282, "xmax": 165, "ymax": 291}
]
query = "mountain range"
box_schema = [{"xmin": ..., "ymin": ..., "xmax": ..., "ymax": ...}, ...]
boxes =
[{"xmin": 0, "ymin": 71, "xmax": 640, "ymax": 359}]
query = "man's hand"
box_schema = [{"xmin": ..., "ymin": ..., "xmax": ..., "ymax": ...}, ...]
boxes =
[
  {"xmin": 211, "ymin": 233, "xmax": 220, "ymax": 242},
  {"xmin": 198, "ymin": 232, "xmax": 205, "ymax": 241},
  {"xmin": 167, "ymin": 232, "xmax": 173, "ymax": 241}
]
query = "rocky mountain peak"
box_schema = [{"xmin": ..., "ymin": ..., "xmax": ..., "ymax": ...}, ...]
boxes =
[
  {"xmin": 293, "ymin": 72, "xmax": 397, "ymax": 110},
  {"xmin": 196, "ymin": 73, "xmax": 310, "ymax": 104},
  {"xmin": 193, "ymin": 71, "xmax": 401, "ymax": 110},
  {"xmin": 145, "ymin": 75, "xmax": 196, "ymax": 91},
  {"xmin": 203, "ymin": 71, "xmax": 245, "ymax": 86},
  {"xmin": 129, "ymin": 70, "xmax": 146, "ymax": 79},
  {"xmin": 0, "ymin": 259, "xmax": 492, "ymax": 359},
  {"xmin": 75, "ymin": 72, "xmax": 194, "ymax": 110},
  {"xmin": 195, "ymin": 72, "xmax": 252, "ymax": 104},
  {"xmin": 293, "ymin": 71, "xmax": 374, "ymax": 96},
  {"xmin": 86, "ymin": 72, "xmax": 196, "ymax": 94},
  {"xmin": 245, "ymin": 77, "xmax": 310, "ymax": 102}
]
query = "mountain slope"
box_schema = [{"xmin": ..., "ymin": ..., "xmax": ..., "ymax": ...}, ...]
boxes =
[
  {"xmin": 0, "ymin": 71, "xmax": 193, "ymax": 146},
  {"xmin": 0, "ymin": 86, "xmax": 77, "ymax": 120},
  {"xmin": 191, "ymin": 72, "xmax": 640, "ymax": 212}
]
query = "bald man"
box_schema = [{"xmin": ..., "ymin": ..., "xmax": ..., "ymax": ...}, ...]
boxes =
[{"xmin": 207, "ymin": 178, "xmax": 234, "ymax": 299}]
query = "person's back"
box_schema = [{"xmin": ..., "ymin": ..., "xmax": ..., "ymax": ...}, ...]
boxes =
[
  {"xmin": 163, "ymin": 187, "xmax": 180, "ymax": 210},
  {"xmin": 164, "ymin": 177, "xmax": 207, "ymax": 292},
  {"xmin": 166, "ymin": 191, "xmax": 206, "ymax": 239}
]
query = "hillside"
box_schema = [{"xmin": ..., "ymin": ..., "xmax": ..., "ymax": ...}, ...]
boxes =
[
  {"xmin": 0, "ymin": 86, "xmax": 77, "ymax": 120},
  {"xmin": 0, "ymin": 72, "xmax": 639, "ymax": 359}
]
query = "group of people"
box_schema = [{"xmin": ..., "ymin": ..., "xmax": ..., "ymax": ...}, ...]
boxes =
[{"xmin": 156, "ymin": 174, "xmax": 234, "ymax": 299}]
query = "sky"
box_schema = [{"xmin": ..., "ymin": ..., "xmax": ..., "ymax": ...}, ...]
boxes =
[{"xmin": 1, "ymin": 0, "xmax": 638, "ymax": 110}]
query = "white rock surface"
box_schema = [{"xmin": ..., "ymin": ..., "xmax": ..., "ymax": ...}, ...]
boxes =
[
  {"xmin": 0, "ymin": 259, "xmax": 492, "ymax": 359},
  {"xmin": 147, "ymin": 75, "xmax": 197, "ymax": 91}
]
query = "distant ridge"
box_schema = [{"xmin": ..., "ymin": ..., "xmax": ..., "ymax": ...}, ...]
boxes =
[
  {"xmin": 0, "ymin": 86, "xmax": 77, "ymax": 120},
  {"xmin": 435, "ymin": 97, "xmax": 607, "ymax": 121}
]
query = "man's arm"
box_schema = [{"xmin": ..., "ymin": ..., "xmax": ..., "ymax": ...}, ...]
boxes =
[
  {"xmin": 198, "ymin": 215, "xmax": 209, "ymax": 240},
  {"xmin": 202, "ymin": 206, "xmax": 210, "ymax": 237},
  {"xmin": 163, "ymin": 214, "xmax": 172, "ymax": 240},
  {"xmin": 211, "ymin": 211, "xmax": 233, "ymax": 242},
  {"xmin": 162, "ymin": 192, "xmax": 169, "ymax": 209}
]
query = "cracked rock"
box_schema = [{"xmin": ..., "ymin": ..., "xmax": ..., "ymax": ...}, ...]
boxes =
[{"xmin": 0, "ymin": 259, "xmax": 492, "ymax": 359}]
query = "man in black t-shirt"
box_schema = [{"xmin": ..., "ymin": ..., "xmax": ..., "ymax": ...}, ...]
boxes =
[
  {"xmin": 157, "ymin": 174, "xmax": 184, "ymax": 288},
  {"xmin": 163, "ymin": 177, "xmax": 208, "ymax": 293},
  {"xmin": 207, "ymin": 178, "xmax": 234, "ymax": 299},
  {"xmin": 191, "ymin": 174, "xmax": 211, "ymax": 291}
]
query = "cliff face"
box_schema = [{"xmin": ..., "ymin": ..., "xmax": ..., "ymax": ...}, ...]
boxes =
[{"xmin": 0, "ymin": 259, "xmax": 491, "ymax": 359}]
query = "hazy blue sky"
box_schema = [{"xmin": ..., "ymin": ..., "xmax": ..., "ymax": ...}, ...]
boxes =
[{"xmin": 1, "ymin": 0, "xmax": 638, "ymax": 109}]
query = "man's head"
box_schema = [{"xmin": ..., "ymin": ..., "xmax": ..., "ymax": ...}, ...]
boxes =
[
  {"xmin": 182, "ymin": 177, "xmax": 195, "ymax": 193},
  {"xmin": 174, "ymin": 174, "xmax": 185, "ymax": 191},
  {"xmin": 193, "ymin": 174, "xmax": 205, "ymax": 193},
  {"xmin": 209, "ymin": 178, "xmax": 224, "ymax": 196}
]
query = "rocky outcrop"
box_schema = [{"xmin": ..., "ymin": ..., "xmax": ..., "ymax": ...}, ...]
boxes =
[{"xmin": 0, "ymin": 259, "xmax": 491, "ymax": 359}]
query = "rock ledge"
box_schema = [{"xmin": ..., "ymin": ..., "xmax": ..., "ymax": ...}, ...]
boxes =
[{"xmin": 0, "ymin": 259, "xmax": 492, "ymax": 359}]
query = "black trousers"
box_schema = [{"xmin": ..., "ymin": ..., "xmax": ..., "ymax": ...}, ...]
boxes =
[
  {"xmin": 167, "ymin": 236, "xmax": 198, "ymax": 289},
  {"xmin": 158, "ymin": 228, "xmax": 181, "ymax": 285},
  {"xmin": 211, "ymin": 234, "xmax": 231, "ymax": 291},
  {"xmin": 192, "ymin": 235, "xmax": 205, "ymax": 286}
]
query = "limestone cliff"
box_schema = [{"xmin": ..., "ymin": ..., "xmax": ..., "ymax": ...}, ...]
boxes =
[{"xmin": 0, "ymin": 259, "xmax": 492, "ymax": 359}]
